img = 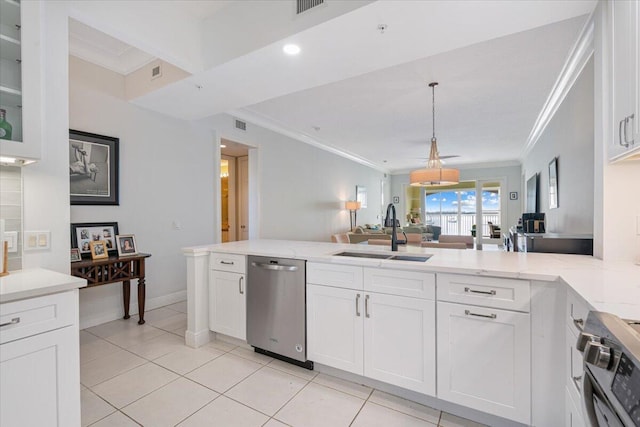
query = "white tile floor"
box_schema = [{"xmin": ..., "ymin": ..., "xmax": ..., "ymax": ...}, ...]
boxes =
[{"xmin": 80, "ymin": 301, "xmax": 487, "ymax": 427}]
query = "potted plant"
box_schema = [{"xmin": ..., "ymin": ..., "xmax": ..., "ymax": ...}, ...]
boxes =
[{"xmin": 471, "ymin": 224, "xmax": 476, "ymax": 237}]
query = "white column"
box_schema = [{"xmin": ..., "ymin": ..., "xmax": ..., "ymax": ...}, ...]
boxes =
[{"xmin": 184, "ymin": 250, "xmax": 211, "ymax": 348}]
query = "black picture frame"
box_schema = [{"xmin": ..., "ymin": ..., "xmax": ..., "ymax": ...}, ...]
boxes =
[
  {"xmin": 69, "ymin": 129, "xmax": 119, "ymax": 205},
  {"xmin": 71, "ymin": 222, "xmax": 119, "ymax": 257},
  {"xmin": 509, "ymin": 191, "xmax": 518, "ymax": 201}
]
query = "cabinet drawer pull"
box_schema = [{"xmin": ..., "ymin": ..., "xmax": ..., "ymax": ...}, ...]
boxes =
[
  {"xmin": 239, "ymin": 276, "xmax": 244, "ymax": 294},
  {"xmin": 572, "ymin": 375, "xmax": 582, "ymax": 392},
  {"xmin": 619, "ymin": 119, "xmax": 628, "ymax": 148},
  {"xmin": 355, "ymin": 294, "xmax": 361, "ymax": 317},
  {"xmin": 220, "ymin": 260, "xmax": 234, "ymax": 265},
  {"xmin": 365, "ymin": 295, "xmax": 370, "ymax": 318},
  {"xmin": 0, "ymin": 317, "xmax": 20, "ymax": 328},
  {"xmin": 464, "ymin": 287, "xmax": 496, "ymax": 296},
  {"xmin": 464, "ymin": 310, "xmax": 496, "ymax": 319},
  {"xmin": 572, "ymin": 317, "xmax": 584, "ymax": 332}
]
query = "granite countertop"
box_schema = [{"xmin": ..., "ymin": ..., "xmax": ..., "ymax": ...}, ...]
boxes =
[
  {"xmin": 0, "ymin": 268, "xmax": 87, "ymax": 303},
  {"xmin": 184, "ymin": 239, "xmax": 640, "ymax": 319}
]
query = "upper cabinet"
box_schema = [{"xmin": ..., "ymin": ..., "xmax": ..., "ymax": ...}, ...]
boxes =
[
  {"xmin": 609, "ymin": 0, "xmax": 640, "ymax": 161},
  {"xmin": 0, "ymin": 0, "xmax": 41, "ymax": 162}
]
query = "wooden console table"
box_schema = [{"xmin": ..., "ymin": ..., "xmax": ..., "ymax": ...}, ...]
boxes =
[{"xmin": 70, "ymin": 253, "xmax": 151, "ymax": 324}]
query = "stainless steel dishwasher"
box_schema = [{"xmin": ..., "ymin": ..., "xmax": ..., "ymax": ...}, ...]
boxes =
[{"xmin": 246, "ymin": 255, "xmax": 311, "ymax": 368}]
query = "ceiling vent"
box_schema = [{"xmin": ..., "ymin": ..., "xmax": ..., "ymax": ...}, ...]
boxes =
[
  {"xmin": 151, "ymin": 64, "xmax": 162, "ymax": 80},
  {"xmin": 297, "ymin": 0, "xmax": 324, "ymax": 15},
  {"xmin": 235, "ymin": 119, "xmax": 247, "ymax": 131}
]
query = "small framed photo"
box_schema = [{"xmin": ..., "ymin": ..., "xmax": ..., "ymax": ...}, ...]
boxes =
[
  {"xmin": 71, "ymin": 222, "xmax": 119, "ymax": 258},
  {"xmin": 509, "ymin": 191, "xmax": 518, "ymax": 201},
  {"xmin": 70, "ymin": 248, "xmax": 81, "ymax": 262},
  {"xmin": 116, "ymin": 234, "xmax": 138, "ymax": 257},
  {"xmin": 89, "ymin": 240, "xmax": 109, "ymax": 260},
  {"xmin": 392, "ymin": 196, "xmax": 400, "ymax": 204}
]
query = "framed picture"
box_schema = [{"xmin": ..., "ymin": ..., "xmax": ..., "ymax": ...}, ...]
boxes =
[
  {"xmin": 116, "ymin": 234, "xmax": 138, "ymax": 256},
  {"xmin": 509, "ymin": 191, "xmax": 518, "ymax": 201},
  {"xmin": 71, "ymin": 222, "xmax": 119, "ymax": 257},
  {"xmin": 70, "ymin": 129, "xmax": 119, "ymax": 205},
  {"xmin": 70, "ymin": 248, "xmax": 81, "ymax": 262},
  {"xmin": 549, "ymin": 157, "xmax": 559, "ymax": 209},
  {"xmin": 89, "ymin": 240, "xmax": 109, "ymax": 260},
  {"xmin": 356, "ymin": 185, "xmax": 368, "ymax": 208},
  {"xmin": 392, "ymin": 196, "xmax": 400, "ymax": 204}
]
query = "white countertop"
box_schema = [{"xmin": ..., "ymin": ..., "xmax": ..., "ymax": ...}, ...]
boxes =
[
  {"xmin": 0, "ymin": 268, "xmax": 87, "ymax": 303},
  {"xmin": 184, "ymin": 239, "xmax": 640, "ymax": 319}
]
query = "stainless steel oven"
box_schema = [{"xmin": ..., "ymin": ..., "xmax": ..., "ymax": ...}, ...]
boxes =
[{"xmin": 577, "ymin": 311, "xmax": 640, "ymax": 426}]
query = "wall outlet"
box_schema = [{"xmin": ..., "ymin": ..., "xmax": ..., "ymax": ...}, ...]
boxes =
[
  {"xmin": 24, "ymin": 231, "xmax": 50, "ymax": 251},
  {"xmin": 172, "ymin": 220, "xmax": 182, "ymax": 230}
]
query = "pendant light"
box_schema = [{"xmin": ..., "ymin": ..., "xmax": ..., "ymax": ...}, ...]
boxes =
[{"xmin": 409, "ymin": 82, "xmax": 459, "ymax": 186}]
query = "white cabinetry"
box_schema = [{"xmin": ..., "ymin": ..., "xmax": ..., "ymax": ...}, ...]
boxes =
[
  {"xmin": 564, "ymin": 290, "xmax": 588, "ymax": 427},
  {"xmin": 609, "ymin": 0, "xmax": 640, "ymax": 161},
  {"xmin": 0, "ymin": 290, "xmax": 81, "ymax": 426},
  {"xmin": 209, "ymin": 253, "xmax": 246, "ymax": 340},
  {"xmin": 307, "ymin": 263, "xmax": 436, "ymax": 395},
  {"xmin": 437, "ymin": 274, "xmax": 531, "ymax": 424},
  {"xmin": 0, "ymin": 0, "xmax": 42, "ymax": 161}
]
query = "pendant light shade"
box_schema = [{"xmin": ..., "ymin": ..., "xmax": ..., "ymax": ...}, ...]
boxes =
[{"xmin": 410, "ymin": 82, "xmax": 459, "ymax": 187}]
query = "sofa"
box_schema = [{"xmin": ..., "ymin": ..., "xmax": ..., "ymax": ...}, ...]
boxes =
[{"xmin": 347, "ymin": 226, "xmax": 391, "ymax": 244}]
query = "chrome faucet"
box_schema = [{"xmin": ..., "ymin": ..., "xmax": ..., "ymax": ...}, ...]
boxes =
[{"xmin": 385, "ymin": 203, "xmax": 406, "ymax": 251}]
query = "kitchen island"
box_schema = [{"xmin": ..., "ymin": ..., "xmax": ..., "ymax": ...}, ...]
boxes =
[{"xmin": 183, "ymin": 240, "xmax": 640, "ymax": 427}]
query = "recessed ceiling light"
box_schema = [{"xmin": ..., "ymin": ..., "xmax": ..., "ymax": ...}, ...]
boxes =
[
  {"xmin": 220, "ymin": 144, "xmax": 227, "ymax": 148},
  {"xmin": 283, "ymin": 44, "xmax": 301, "ymax": 55}
]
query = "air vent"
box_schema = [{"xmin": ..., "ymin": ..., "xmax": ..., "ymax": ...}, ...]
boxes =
[
  {"xmin": 151, "ymin": 64, "xmax": 162, "ymax": 80},
  {"xmin": 297, "ymin": 0, "xmax": 324, "ymax": 14},
  {"xmin": 235, "ymin": 119, "xmax": 247, "ymax": 131}
]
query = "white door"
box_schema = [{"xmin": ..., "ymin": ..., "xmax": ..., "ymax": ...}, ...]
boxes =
[
  {"xmin": 209, "ymin": 270, "xmax": 246, "ymax": 340},
  {"xmin": 221, "ymin": 155, "xmax": 236, "ymax": 242},
  {"xmin": 474, "ymin": 179, "xmax": 505, "ymax": 249},
  {"xmin": 238, "ymin": 156, "xmax": 249, "ymax": 240},
  {"xmin": 307, "ymin": 284, "xmax": 364, "ymax": 375},
  {"xmin": 0, "ymin": 326, "xmax": 80, "ymax": 427},
  {"xmin": 437, "ymin": 301, "xmax": 531, "ymax": 424},
  {"xmin": 363, "ymin": 293, "xmax": 436, "ymax": 395}
]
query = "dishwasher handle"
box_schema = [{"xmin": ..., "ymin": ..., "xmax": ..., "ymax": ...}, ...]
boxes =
[{"xmin": 251, "ymin": 262, "xmax": 299, "ymax": 272}]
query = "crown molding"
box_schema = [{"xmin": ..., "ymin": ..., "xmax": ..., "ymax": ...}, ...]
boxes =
[
  {"xmin": 521, "ymin": 14, "xmax": 595, "ymax": 159},
  {"xmin": 229, "ymin": 108, "xmax": 390, "ymax": 174}
]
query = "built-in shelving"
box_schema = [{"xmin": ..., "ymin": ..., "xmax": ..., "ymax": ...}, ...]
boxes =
[{"xmin": 0, "ymin": 0, "xmax": 22, "ymax": 144}]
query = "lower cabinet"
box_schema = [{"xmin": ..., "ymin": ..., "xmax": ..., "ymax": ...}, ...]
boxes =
[
  {"xmin": 307, "ymin": 284, "xmax": 436, "ymax": 395},
  {"xmin": 565, "ymin": 387, "xmax": 586, "ymax": 427},
  {"xmin": 1, "ymin": 315, "xmax": 80, "ymax": 426},
  {"xmin": 437, "ymin": 301, "xmax": 531, "ymax": 424},
  {"xmin": 209, "ymin": 270, "xmax": 246, "ymax": 340}
]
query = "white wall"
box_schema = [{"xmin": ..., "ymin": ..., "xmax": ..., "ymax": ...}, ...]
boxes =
[
  {"xmin": 69, "ymin": 57, "xmax": 215, "ymax": 327},
  {"xmin": 206, "ymin": 114, "xmax": 389, "ymax": 241},
  {"xmin": 391, "ymin": 164, "xmax": 522, "ymax": 231},
  {"xmin": 522, "ymin": 58, "xmax": 594, "ymax": 234}
]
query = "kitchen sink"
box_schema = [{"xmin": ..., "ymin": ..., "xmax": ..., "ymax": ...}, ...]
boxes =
[
  {"xmin": 333, "ymin": 252, "xmax": 432, "ymax": 262},
  {"xmin": 388, "ymin": 255, "xmax": 432, "ymax": 262},
  {"xmin": 333, "ymin": 251, "xmax": 392, "ymax": 259}
]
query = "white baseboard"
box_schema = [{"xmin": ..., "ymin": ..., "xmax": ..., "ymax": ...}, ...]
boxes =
[{"xmin": 80, "ymin": 290, "xmax": 187, "ymax": 330}]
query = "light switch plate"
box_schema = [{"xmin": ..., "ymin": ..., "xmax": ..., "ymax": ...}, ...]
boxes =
[
  {"xmin": 24, "ymin": 231, "xmax": 50, "ymax": 251},
  {"xmin": 4, "ymin": 231, "xmax": 18, "ymax": 253}
]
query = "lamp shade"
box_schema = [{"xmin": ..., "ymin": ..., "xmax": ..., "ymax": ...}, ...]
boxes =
[
  {"xmin": 410, "ymin": 167, "xmax": 460, "ymax": 186},
  {"xmin": 345, "ymin": 200, "xmax": 361, "ymax": 210}
]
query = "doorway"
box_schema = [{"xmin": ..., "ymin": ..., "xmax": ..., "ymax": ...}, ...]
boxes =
[{"xmin": 220, "ymin": 139, "xmax": 250, "ymax": 242}]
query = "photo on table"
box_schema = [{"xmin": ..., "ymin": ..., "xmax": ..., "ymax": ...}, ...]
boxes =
[
  {"xmin": 89, "ymin": 240, "xmax": 108, "ymax": 260},
  {"xmin": 116, "ymin": 234, "xmax": 138, "ymax": 257}
]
